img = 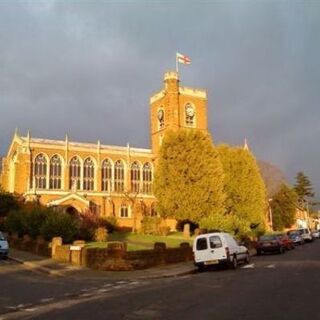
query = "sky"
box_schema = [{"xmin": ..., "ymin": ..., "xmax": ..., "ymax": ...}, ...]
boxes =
[{"xmin": 0, "ymin": 0, "xmax": 319, "ymax": 196}]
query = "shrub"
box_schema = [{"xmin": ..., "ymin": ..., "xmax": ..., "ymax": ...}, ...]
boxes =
[
  {"xmin": 140, "ymin": 216, "xmax": 161, "ymax": 235},
  {"xmin": 5, "ymin": 210, "xmax": 28, "ymax": 236},
  {"xmin": 98, "ymin": 216, "xmax": 118, "ymax": 233},
  {"xmin": 24, "ymin": 205, "xmax": 50, "ymax": 239},
  {"xmin": 159, "ymin": 226, "xmax": 170, "ymax": 236},
  {"xmin": 40, "ymin": 212, "xmax": 80, "ymax": 243},
  {"xmin": 94, "ymin": 227, "xmax": 108, "ymax": 242}
]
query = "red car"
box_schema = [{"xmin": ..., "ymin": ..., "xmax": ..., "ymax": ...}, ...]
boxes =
[
  {"xmin": 275, "ymin": 233, "xmax": 295, "ymax": 250},
  {"xmin": 256, "ymin": 234, "xmax": 286, "ymax": 255}
]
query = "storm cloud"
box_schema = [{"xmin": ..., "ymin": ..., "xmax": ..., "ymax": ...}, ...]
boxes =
[{"xmin": 1, "ymin": 1, "xmax": 320, "ymax": 195}]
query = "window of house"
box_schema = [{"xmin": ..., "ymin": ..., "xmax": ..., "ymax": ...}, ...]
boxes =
[
  {"xmin": 102, "ymin": 159, "xmax": 112, "ymax": 192},
  {"xmin": 130, "ymin": 161, "xmax": 140, "ymax": 193},
  {"xmin": 34, "ymin": 154, "xmax": 47, "ymax": 189},
  {"xmin": 142, "ymin": 162, "xmax": 152, "ymax": 194},
  {"xmin": 114, "ymin": 160, "xmax": 125, "ymax": 192},
  {"xmin": 120, "ymin": 203, "xmax": 129, "ymax": 218},
  {"xmin": 69, "ymin": 156, "xmax": 81, "ymax": 190},
  {"xmin": 49, "ymin": 155, "xmax": 62, "ymax": 189},
  {"xmin": 83, "ymin": 158, "xmax": 95, "ymax": 191}
]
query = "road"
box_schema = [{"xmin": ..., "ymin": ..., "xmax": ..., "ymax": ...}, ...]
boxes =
[{"xmin": 1, "ymin": 240, "xmax": 320, "ymax": 320}]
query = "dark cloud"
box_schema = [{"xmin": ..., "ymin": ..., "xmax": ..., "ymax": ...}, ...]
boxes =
[{"xmin": 1, "ymin": 0, "xmax": 320, "ymax": 196}]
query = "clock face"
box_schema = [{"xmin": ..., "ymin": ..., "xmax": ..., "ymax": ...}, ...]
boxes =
[
  {"xmin": 157, "ymin": 109, "xmax": 164, "ymax": 120},
  {"xmin": 186, "ymin": 105, "xmax": 195, "ymax": 117}
]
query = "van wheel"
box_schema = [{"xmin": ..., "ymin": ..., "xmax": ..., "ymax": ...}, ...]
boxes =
[
  {"xmin": 231, "ymin": 256, "xmax": 237, "ymax": 269},
  {"xmin": 245, "ymin": 252, "xmax": 250, "ymax": 264}
]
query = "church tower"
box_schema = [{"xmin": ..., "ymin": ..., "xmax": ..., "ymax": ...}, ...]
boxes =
[{"xmin": 150, "ymin": 71, "xmax": 208, "ymax": 155}]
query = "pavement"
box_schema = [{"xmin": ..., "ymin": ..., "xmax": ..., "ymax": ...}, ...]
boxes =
[{"xmin": 8, "ymin": 248, "xmax": 198, "ymax": 280}]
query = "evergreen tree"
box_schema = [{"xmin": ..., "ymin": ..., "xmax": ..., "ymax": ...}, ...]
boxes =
[
  {"xmin": 153, "ymin": 130, "xmax": 226, "ymax": 225},
  {"xmin": 216, "ymin": 145, "xmax": 267, "ymax": 237},
  {"xmin": 270, "ymin": 184, "xmax": 298, "ymax": 231},
  {"xmin": 294, "ymin": 171, "xmax": 314, "ymax": 204}
]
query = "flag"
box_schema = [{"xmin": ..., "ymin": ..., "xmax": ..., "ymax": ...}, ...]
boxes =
[{"xmin": 176, "ymin": 52, "xmax": 191, "ymax": 65}]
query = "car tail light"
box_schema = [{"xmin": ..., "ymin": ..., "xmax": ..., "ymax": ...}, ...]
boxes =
[{"xmin": 225, "ymin": 247, "xmax": 230, "ymax": 258}]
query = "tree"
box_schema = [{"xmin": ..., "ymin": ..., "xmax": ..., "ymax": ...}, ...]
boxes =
[
  {"xmin": 294, "ymin": 171, "xmax": 314, "ymax": 204},
  {"xmin": 270, "ymin": 184, "xmax": 298, "ymax": 231},
  {"xmin": 0, "ymin": 190, "xmax": 21, "ymax": 218},
  {"xmin": 216, "ymin": 145, "xmax": 267, "ymax": 237},
  {"xmin": 153, "ymin": 129, "xmax": 226, "ymax": 225}
]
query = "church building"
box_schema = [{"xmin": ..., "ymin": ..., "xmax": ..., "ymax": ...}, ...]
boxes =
[{"xmin": 0, "ymin": 71, "xmax": 208, "ymax": 230}]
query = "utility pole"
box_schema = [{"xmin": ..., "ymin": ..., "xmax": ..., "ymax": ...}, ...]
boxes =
[{"xmin": 268, "ymin": 198, "xmax": 273, "ymax": 232}]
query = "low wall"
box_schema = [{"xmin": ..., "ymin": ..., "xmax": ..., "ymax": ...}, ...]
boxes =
[
  {"xmin": 7, "ymin": 234, "xmax": 51, "ymax": 257},
  {"xmin": 52, "ymin": 241, "xmax": 193, "ymax": 271}
]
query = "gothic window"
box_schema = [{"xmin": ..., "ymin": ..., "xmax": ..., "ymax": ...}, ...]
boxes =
[
  {"xmin": 101, "ymin": 159, "xmax": 112, "ymax": 192},
  {"xmin": 114, "ymin": 160, "xmax": 125, "ymax": 192},
  {"xmin": 49, "ymin": 155, "xmax": 62, "ymax": 189},
  {"xmin": 34, "ymin": 154, "xmax": 47, "ymax": 189},
  {"xmin": 120, "ymin": 202, "xmax": 129, "ymax": 218},
  {"xmin": 83, "ymin": 158, "xmax": 95, "ymax": 191},
  {"xmin": 157, "ymin": 108, "xmax": 165, "ymax": 130},
  {"xmin": 130, "ymin": 161, "xmax": 140, "ymax": 193},
  {"xmin": 142, "ymin": 162, "xmax": 152, "ymax": 194},
  {"xmin": 69, "ymin": 156, "xmax": 81, "ymax": 190},
  {"xmin": 185, "ymin": 103, "xmax": 195, "ymax": 126}
]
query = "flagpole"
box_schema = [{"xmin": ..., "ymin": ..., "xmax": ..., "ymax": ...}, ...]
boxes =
[{"xmin": 176, "ymin": 54, "xmax": 179, "ymax": 74}]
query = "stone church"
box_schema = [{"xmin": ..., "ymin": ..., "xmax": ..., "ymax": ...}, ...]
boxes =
[{"xmin": 0, "ymin": 71, "xmax": 208, "ymax": 230}]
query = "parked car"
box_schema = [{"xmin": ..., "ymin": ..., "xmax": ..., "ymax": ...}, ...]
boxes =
[
  {"xmin": 311, "ymin": 229, "xmax": 320, "ymax": 239},
  {"xmin": 256, "ymin": 234, "xmax": 286, "ymax": 255},
  {"xmin": 193, "ymin": 232, "xmax": 250, "ymax": 270},
  {"xmin": 0, "ymin": 231, "xmax": 9, "ymax": 259},
  {"xmin": 287, "ymin": 230, "xmax": 304, "ymax": 245},
  {"xmin": 275, "ymin": 233, "xmax": 295, "ymax": 250},
  {"xmin": 297, "ymin": 228, "xmax": 313, "ymax": 242}
]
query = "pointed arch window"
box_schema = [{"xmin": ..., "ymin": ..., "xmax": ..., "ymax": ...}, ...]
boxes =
[
  {"xmin": 34, "ymin": 154, "xmax": 47, "ymax": 189},
  {"xmin": 142, "ymin": 162, "xmax": 152, "ymax": 194},
  {"xmin": 69, "ymin": 156, "xmax": 81, "ymax": 190},
  {"xmin": 120, "ymin": 202, "xmax": 129, "ymax": 218},
  {"xmin": 102, "ymin": 159, "xmax": 112, "ymax": 192},
  {"xmin": 83, "ymin": 158, "xmax": 95, "ymax": 191},
  {"xmin": 114, "ymin": 160, "xmax": 125, "ymax": 192},
  {"xmin": 49, "ymin": 155, "xmax": 62, "ymax": 189},
  {"xmin": 130, "ymin": 162, "xmax": 140, "ymax": 193}
]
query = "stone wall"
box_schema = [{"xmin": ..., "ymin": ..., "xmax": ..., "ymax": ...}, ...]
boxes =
[
  {"xmin": 51, "ymin": 240, "xmax": 193, "ymax": 271},
  {"xmin": 7, "ymin": 234, "xmax": 51, "ymax": 257}
]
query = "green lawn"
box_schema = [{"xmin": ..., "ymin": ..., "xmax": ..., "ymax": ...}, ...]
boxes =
[{"xmin": 86, "ymin": 232, "xmax": 194, "ymax": 251}]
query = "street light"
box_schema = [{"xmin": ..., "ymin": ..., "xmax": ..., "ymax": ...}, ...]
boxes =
[{"xmin": 268, "ymin": 198, "xmax": 273, "ymax": 232}]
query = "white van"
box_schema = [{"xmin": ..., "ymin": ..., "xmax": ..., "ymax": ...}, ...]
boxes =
[
  {"xmin": 193, "ymin": 232, "xmax": 249, "ymax": 270},
  {"xmin": 0, "ymin": 231, "xmax": 9, "ymax": 259}
]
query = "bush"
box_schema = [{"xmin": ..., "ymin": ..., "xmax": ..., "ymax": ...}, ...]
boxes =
[
  {"xmin": 140, "ymin": 216, "xmax": 161, "ymax": 235},
  {"xmin": 159, "ymin": 226, "xmax": 170, "ymax": 236},
  {"xmin": 0, "ymin": 191, "xmax": 21, "ymax": 218},
  {"xmin": 41, "ymin": 212, "xmax": 80, "ymax": 243},
  {"xmin": 94, "ymin": 227, "xmax": 108, "ymax": 242},
  {"xmin": 24, "ymin": 206, "xmax": 50, "ymax": 239},
  {"xmin": 5, "ymin": 210, "xmax": 28, "ymax": 236},
  {"xmin": 98, "ymin": 216, "xmax": 118, "ymax": 233}
]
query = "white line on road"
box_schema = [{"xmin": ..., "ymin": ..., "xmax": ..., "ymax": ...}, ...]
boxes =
[
  {"xmin": 266, "ymin": 264, "xmax": 275, "ymax": 268},
  {"xmin": 241, "ymin": 263, "xmax": 255, "ymax": 269}
]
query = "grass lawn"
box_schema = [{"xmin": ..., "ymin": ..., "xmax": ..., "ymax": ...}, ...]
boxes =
[{"xmin": 86, "ymin": 232, "xmax": 194, "ymax": 251}]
